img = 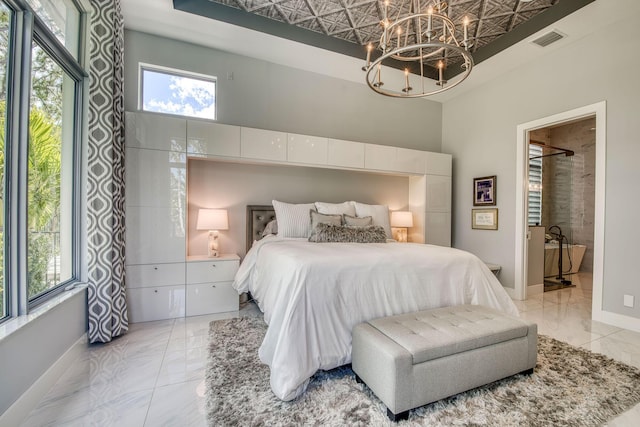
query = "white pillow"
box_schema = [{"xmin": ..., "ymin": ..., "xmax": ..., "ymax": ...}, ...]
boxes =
[
  {"xmin": 272, "ymin": 200, "xmax": 317, "ymax": 238},
  {"xmin": 314, "ymin": 201, "xmax": 356, "ymax": 217},
  {"xmin": 353, "ymin": 202, "xmax": 392, "ymax": 238}
]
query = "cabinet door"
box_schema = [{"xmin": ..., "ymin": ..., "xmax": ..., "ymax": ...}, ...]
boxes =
[
  {"xmin": 327, "ymin": 139, "xmax": 365, "ymax": 168},
  {"xmin": 125, "ymin": 148, "xmax": 186, "ymax": 208},
  {"xmin": 240, "ymin": 127, "xmax": 287, "ymax": 161},
  {"xmin": 425, "ymin": 212, "xmax": 451, "ymax": 247},
  {"xmin": 125, "ymin": 112, "xmax": 186, "ymax": 152},
  {"xmin": 126, "ymin": 206, "xmax": 186, "ymax": 265},
  {"xmin": 127, "ymin": 285, "xmax": 186, "ymax": 323},
  {"xmin": 426, "ymin": 175, "xmax": 452, "ymax": 212},
  {"xmin": 186, "ymin": 282, "xmax": 238, "ymax": 316},
  {"xmin": 287, "ymin": 133, "xmax": 328, "ymax": 165},
  {"xmin": 187, "ymin": 260, "xmax": 239, "ymax": 284},
  {"xmin": 365, "ymin": 144, "xmax": 396, "ymax": 171},
  {"xmin": 425, "ymin": 152, "xmax": 452, "ymax": 176},
  {"xmin": 187, "ymin": 120, "xmax": 241, "ymax": 158},
  {"xmin": 126, "ymin": 263, "xmax": 185, "ymax": 289},
  {"xmin": 396, "ymin": 148, "xmax": 427, "ymax": 174}
]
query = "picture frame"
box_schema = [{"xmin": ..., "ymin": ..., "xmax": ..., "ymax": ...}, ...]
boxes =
[
  {"xmin": 472, "ymin": 208, "xmax": 499, "ymax": 230},
  {"xmin": 473, "ymin": 175, "xmax": 497, "ymax": 206}
]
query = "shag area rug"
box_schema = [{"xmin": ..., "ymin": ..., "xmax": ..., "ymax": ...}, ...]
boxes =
[{"xmin": 206, "ymin": 317, "xmax": 640, "ymax": 426}]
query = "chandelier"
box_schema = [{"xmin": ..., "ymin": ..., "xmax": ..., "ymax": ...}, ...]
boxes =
[{"xmin": 362, "ymin": 0, "xmax": 474, "ymax": 98}]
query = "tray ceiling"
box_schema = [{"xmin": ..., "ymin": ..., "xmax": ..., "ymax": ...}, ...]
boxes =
[{"xmin": 174, "ymin": 0, "xmax": 594, "ymax": 69}]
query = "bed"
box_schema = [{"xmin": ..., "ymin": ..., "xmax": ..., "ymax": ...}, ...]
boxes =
[{"xmin": 234, "ymin": 204, "xmax": 519, "ymax": 401}]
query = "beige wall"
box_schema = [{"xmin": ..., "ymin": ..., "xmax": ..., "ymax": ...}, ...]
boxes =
[{"xmin": 187, "ymin": 160, "xmax": 411, "ymax": 257}]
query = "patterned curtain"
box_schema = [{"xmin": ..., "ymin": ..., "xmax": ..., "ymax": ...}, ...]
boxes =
[{"xmin": 87, "ymin": 0, "xmax": 128, "ymax": 343}]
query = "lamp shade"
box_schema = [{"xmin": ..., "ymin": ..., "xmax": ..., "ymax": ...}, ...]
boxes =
[
  {"xmin": 196, "ymin": 209, "xmax": 229, "ymax": 231},
  {"xmin": 390, "ymin": 211, "xmax": 413, "ymax": 228}
]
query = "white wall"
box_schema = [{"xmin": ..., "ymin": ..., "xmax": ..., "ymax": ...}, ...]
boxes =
[
  {"xmin": 0, "ymin": 289, "xmax": 87, "ymax": 416},
  {"xmin": 442, "ymin": 3, "xmax": 640, "ymax": 318},
  {"xmin": 123, "ymin": 30, "xmax": 443, "ymax": 152}
]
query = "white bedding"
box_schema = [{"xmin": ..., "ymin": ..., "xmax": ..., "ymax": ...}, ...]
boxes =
[{"xmin": 233, "ymin": 236, "xmax": 519, "ymax": 401}]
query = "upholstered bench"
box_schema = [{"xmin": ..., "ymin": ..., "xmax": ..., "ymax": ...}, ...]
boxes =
[{"xmin": 352, "ymin": 304, "xmax": 537, "ymax": 421}]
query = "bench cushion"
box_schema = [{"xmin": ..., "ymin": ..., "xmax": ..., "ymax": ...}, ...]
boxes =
[{"xmin": 367, "ymin": 304, "xmax": 530, "ymax": 365}]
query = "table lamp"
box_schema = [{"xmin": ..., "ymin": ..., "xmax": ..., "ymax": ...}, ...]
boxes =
[
  {"xmin": 391, "ymin": 211, "xmax": 413, "ymax": 243},
  {"xmin": 196, "ymin": 209, "xmax": 229, "ymax": 257}
]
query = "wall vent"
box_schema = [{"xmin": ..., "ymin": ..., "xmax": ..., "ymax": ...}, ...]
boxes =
[{"xmin": 531, "ymin": 30, "xmax": 565, "ymax": 47}]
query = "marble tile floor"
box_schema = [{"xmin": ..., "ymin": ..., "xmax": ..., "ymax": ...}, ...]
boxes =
[{"xmin": 21, "ymin": 274, "xmax": 640, "ymax": 426}]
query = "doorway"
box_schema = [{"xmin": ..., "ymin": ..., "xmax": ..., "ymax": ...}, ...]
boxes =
[
  {"xmin": 514, "ymin": 102, "xmax": 606, "ymax": 321},
  {"xmin": 526, "ymin": 117, "xmax": 595, "ymax": 297}
]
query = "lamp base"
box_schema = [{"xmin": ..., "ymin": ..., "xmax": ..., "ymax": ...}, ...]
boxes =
[
  {"xmin": 208, "ymin": 230, "xmax": 220, "ymax": 258},
  {"xmin": 392, "ymin": 227, "xmax": 408, "ymax": 243}
]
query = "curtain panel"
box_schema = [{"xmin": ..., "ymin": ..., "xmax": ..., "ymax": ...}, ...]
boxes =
[{"xmin": 87, "ymin": 0, "xmax": 128, "ymax": 343}]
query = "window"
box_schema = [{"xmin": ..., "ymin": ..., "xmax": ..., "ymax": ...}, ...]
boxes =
[
  {"xmin": 26, "ymin": 0, "xmax": 81, "ymax": 59},
  {"xmin": 1, "ymin": 0, "xmax": 86, "ymax": 320},
  {"xmin": 528, "ymin": 144, "xmax": 543, "ymax": 226},
  {"xmin": 27, "ymin": 42, "xmax": 76, "ymax": 300},
  {"xmin": 140, "ymin": 65, "xmax": 217, "ymax": 120},
  {"xmin": 0, "ymin": 1, "xmax": 10, "ymax": 320}
]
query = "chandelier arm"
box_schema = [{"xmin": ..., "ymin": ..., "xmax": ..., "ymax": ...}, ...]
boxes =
[{"xmin": 364, "ymin": 42, "xmax": 474, "ymax": 98}]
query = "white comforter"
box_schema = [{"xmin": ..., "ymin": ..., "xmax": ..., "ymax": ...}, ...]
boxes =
[{"xmin": 233, "ymin": 236, "xmax": 518, "ymax": 401}]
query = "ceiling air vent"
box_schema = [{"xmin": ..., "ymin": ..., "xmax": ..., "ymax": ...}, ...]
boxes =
[{"xmin": 531, "ymin": 30, "xmax": 565, "ymax": 47}]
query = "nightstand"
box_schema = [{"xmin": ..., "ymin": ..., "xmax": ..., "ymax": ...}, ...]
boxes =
[{"xmin": 186, "ymin": 254, "xmax": 240, "ymax": 316}]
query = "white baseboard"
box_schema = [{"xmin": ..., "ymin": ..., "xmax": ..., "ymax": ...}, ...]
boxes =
[
  {"xmin": 593, "ymin": 309, "xmax": 640, "ymax": 333},
  {"xmin": 0, "ymin": 333, "xmax": 87, "ymax": 426}
]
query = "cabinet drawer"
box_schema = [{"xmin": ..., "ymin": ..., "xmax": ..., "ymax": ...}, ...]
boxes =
[
  {"xmin": 187, "ymin": 259, "xmax": 239, "ymax": 284},
  {"xmin": 287, "ymin": 133, "xmax": 328, "ymax": 165},
  {"xmin": 395, "ymin": 148, "xmax": 426, "ymax": 174},
  {"xmin": 187, "ymin": 120, "xmax": 241, "ymax": 158},
  {"xmin": 126, "ymin": 263, "xmax": 185, "ymax": 289},
  {"xmin": 186, "ymin": 282, "xmax": 238, "ymax": 316},
  {"xmin": 327, "ymin": 139, "xmax": 365, "ymax": 169},
  {"xmin": 125, "ymin": 112, "xmax": 186, "ymax": 152},
  {"xmin": 240, "ymin": 127, "xmax": 287, "ymax": 161},
  {"xmin": 365, "ymin": 144, "xmax": 396, "ymax": 171},
  {"xmin": 126, "ymin": 285, "xmax": 186, "ymax": 323}
]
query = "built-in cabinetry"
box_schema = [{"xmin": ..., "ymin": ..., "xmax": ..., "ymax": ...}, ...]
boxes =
[
  {"xmin": 125, "ymin": 112, "xmax": 241, "ymax": 322},
  {"xmin": 186, "ymin": 255, "xmax": 240, "ymax": 317},
  {"xmin": 125, "ymin": 111, "xmax": 453, "ymax": 321}
]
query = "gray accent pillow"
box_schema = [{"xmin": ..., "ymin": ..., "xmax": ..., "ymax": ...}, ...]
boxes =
[
  {"xmin": 344, "ymin": 214, "xmax": 373, "ymax": 227},
  {"xmin": 261, "ymin": 220, "xmax": 278, "ymax": 237},
  {"xmin": 309, "ymin": 211, "xmax": 343, "ymax": 241},
  {"xmin": 309, "ymin": 223, "xmax": 387, "ymax": 243}
]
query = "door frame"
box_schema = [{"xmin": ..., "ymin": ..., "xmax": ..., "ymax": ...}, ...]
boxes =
[{"xmin": 514, "ymin": 102, "xmax": 606, "ymax": 320}]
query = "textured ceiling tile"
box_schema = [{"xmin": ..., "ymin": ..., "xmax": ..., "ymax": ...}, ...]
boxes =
[{"xmin": 208, "ymin": 0, "xmax": 558, "ymax": 48}]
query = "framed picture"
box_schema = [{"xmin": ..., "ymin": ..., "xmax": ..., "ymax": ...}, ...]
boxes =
[
  {"xmin": 472, "ymin": 208, "xmax": 498, "ymax": 230},
  {"xmin": 473, "ymin": 175, "xmax": 496, "ymax": 206}
]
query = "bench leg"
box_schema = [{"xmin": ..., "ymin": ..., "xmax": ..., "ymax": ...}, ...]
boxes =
[
  {"xmin": 520, "ymin": 368, "xmax": 534, "ymax": 375},
  {"xmin": 387, "ymin": 408, "xmax": 409, "ymax": 422}
]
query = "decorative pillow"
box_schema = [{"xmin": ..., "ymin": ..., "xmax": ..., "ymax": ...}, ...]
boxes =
[
  {"xmin": 309, "ymin": 223, "xmax": 387, "ymax": 243},
  {"xmin": 314, "ymin": 201, "xmax": 356, "ymax": 217},
  {"xmin": 272, "ymin": 200, "xmax": 317, "ymax": 238},
  {"xmin": 353, "ymin": 202, "xmax": 392, "ymax": 238},
  {"xmin": 261, "ymin": 220, "xmax": 278, "ymax": 237},
  {"xmin": 344, "ymin": 214, "xmax": 373, "ymax": 227},
  {"xmin": 309, "ymin": 211, "xmax": 343, "ymax": 241}
]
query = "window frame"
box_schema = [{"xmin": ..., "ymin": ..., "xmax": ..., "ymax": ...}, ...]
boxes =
[
  {"xmin": 1, "ymin": 0, "xmax": 87, "ymax": 321},
  {"xmin": 138, "ymin": 62, "xmax": 218, "ymax": 121}
]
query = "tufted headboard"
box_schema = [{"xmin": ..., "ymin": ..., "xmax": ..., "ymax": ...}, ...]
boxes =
[{"xmin": 246, "ymin": 205, "xmax": 276, "ymax": 253}]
